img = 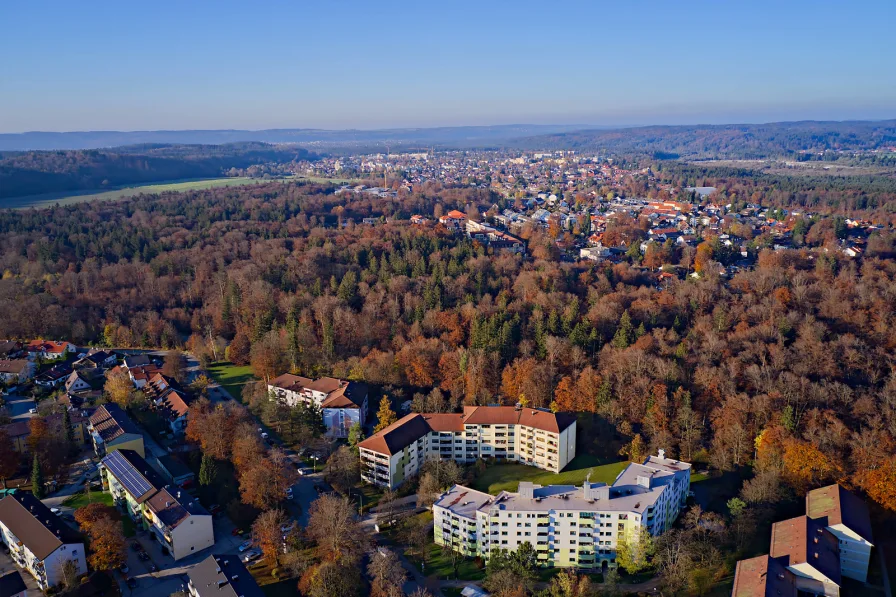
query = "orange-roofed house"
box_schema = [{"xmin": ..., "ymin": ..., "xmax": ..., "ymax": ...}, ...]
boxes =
[
  {"xmin": 439, "ymin": 210, "xmax": 467, "ymax": 231},
  {"xmin": 267, "ymin": 374, "xmax": 368, "ymax": 439},
  {"xmin": 357, "ymin": 405, "xmax": 577, "ymax": 488},
  {"xmin": 25, "ymin": 340, "xmax": 74, "ymax": 361}
]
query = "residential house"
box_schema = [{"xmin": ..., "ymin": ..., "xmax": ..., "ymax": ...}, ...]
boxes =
[
  {"xmin": 74, "ymin": 350, "xmax": 116, "ymax": 370},
  {"xmin": 434, "ymin": 450, "xmax": 690, "ymax": 569},
  {"xmin": 0, "ymin": 571, "xmax": 27, "ymax": 597},
  {"xmin": 359, "ymin": 405, "xmax": 577, "ymax": 489},
  {"xmin": 0, "ymin": 361, "xmax": 34, "ymax": 384},
  {"xmin": 0, "ymin": 342, "xmax": 24, "ymax": 360},
  {"xmin": 1, "ymin": 411, "xmax": 88, "ymax": 454},
  {"xmin": 34, "ymin": 362, "xmax": 73, "ymax": 388},
  {"xmin": 267, "ymin": 374, "xmax": 367, "ymax": 438},
  {"xmin": 439, "ymin": 210, "xmax": 467, "ymax": 231},
  {"xmin": 0, "ymin": 493, "xmax": 87, "ymax": 591},
  {"xmin": 122, "ymin": 355, "xmax": 152, "ymax": 369},
  {"xmin": 186, "ymin": 554, "xmax": 264, "ymax": 597},
  {"xmin": 101, "ymin": 449, "xmax": 213, "ymax": 561},
  {"xmin": 25, "ymin": 341, "xmax": 74, "ymax": 361},
  {"xmin": 64, "ymin": 370, "xmax": 94, "ymax": 394},
  {"xmin": 145, "ymin": 374, "xmax": 191, "ymax": 434},
  {"xmin": 87, "ymin": 404, "xmax": 145, "ymax": 458}
]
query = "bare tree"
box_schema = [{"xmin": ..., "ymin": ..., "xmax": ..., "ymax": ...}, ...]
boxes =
[
  {"xmin": 367, "ymin": 547, "xmax": 406, "ymax": 597},
  {"xmin": 306, "ymin": 494, "xmax": 367, "ymax": 564}
]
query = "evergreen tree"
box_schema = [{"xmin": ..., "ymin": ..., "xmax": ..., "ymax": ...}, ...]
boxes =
[
  {"xmin": 199, "ymin": 454, "xmax": 217, "ymax": 487},
  {"xmin": 62, "ymin": 408, "xmax": 75, "ymax": 448},
  {"xmin": 612, "ymin": 311, "xmax": 633, "ymax": 348},
  {"xmin": 348, "ymin": 422, "xmax": 365, "ymax": 449},
  {"xmin": 374, "ymin": 396, "xmax": 398, "ymax": 433},
  {"xmin": 31, "ymin": 455, "xmax": 45, "ymax": 499}
]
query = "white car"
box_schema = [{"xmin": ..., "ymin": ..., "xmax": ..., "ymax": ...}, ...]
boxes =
[
  {"xmin": 241, "ymin": 549, "xmax": 262, "ymax": 563},
  {"xmin": 238, "ymin": 540, "xmax": 253, "ymax": 553},
  {"xmin": 297, "ymin": 468, "xmax": 311, "ymax": 476},
  {"xmin": 28, "ymin": 408, "xmax": 37, "ymax": 415}
]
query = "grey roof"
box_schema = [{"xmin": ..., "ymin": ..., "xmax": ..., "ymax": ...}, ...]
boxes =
[
  {"xmin": 434, "ymin": 486, "xmax": 493, "ymax": 520},
  {"xmin": 188, "ymin": 554, "xmax": 264, "ymax": 597}
]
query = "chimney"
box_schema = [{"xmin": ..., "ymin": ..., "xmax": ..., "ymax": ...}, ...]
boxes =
[{"xmin": 657, "ymin": 448, "xmax": 666, "ymax": 459}]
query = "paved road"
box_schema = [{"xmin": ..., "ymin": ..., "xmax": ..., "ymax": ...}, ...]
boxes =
[{"xmin": 3, "ymin": 391, "xmax": 38, "ymax": 421}]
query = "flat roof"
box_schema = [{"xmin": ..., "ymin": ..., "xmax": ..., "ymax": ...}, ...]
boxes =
[{"xmin": 434, "ymin": 485, "xmax": 493, "ymax": 520}]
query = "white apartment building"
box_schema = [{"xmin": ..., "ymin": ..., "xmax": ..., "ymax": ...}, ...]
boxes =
[
  {"xmin": 267, "ymin": 374, "xmax": 368, "ymax": 438},
  {"xmin": 433, "ymin": 450, "xmax": 691, "ymax": 569},
  {"xmin": 358, "ymin": 406, "xmax": 577, "ymax": 489},
  {"xmin": 102, "ymin": 449, "xmax": 214, "ymax": 561},
  {"xmin": 806, "ymin": 484, "xmax": 874, "ymax": 583},
  {"xmin": 0, "ymin": 493, "xmax": 87, "ymax": 590}
]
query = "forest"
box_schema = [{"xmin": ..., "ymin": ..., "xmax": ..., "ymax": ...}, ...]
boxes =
[
  {"xmin": 0, "ymin": 179, "xmax": 895, "ymax": 524},
  {"xmin": 516, "ymin": 119, "xmax": 896, "ymax": 159},
  {"xmin": 0, "ymin": 142, "xmax": 315, "ymax": 200}
]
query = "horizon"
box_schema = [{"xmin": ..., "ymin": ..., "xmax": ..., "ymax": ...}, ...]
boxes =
[{"xmin": 2, "ymin": 0, "xmax": 895, "ymax": 133}]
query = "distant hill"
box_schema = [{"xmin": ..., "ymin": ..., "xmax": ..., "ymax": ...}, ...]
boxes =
[
  {"xmin": 0, "ymin": 124, "xmax": 592, "ymax": 152},
  {"xmin": 0, "ymin": 142, "xmax": 314, "ymax": 199},
  {"xmin": 512, "ymin": 120, "xmax": 896, "ymax": 159}
]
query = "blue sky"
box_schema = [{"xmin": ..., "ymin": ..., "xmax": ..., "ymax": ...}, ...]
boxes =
[{"xmin": 1, "ymin": 0, "xmax": 894, "ymax": 132}]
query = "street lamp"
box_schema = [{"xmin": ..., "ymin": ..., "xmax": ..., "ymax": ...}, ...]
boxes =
[{"xmin": 312, "ymin": 455, "xmax": 319, "ymax": 473}]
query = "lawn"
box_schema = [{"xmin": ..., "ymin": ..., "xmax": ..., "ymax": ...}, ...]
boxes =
[
  {"xmin": 2, "ymin": 177, "xmax": 273, "ymax": 210},
  {"xmin": 206, "ymin": 361, "xmax": 255, "ymax": 401},
  {"xmin": 409, "ymin": 541, "xmax": 486, "ymax": 581},
  {"xmin": 469, "ymin": 455, "xmax": 629, "ymax": 495},
  {"xmin": 63, "ymin": 490, "xmax": 114, "ymax": 509}
]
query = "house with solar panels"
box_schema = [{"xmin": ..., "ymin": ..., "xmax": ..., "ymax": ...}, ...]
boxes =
[{"xmin": 101, "ymin": 449, "xmax": 214, "ymax": 560}]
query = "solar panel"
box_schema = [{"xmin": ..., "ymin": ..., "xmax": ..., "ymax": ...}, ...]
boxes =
[{"xmin": 103, "ymin": 451, "xmax": 154, "ymax": 498}]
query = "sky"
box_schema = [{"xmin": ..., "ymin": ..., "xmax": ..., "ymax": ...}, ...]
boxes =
[{"xmin": 1, "ymin": 0, "xmax": 895, "ymax": 133}]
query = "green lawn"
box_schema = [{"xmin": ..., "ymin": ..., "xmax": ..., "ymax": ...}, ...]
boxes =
[
  {"xmin": 62, "ymin": 490, "xmax": 114, "ymax": 509},
  {"xmin": 206, "ymin": 361, "xmax": 255, "ymax": 401},
  {"xmin": 410, "ymin": 542, "xmax": 486, "ymax": 581},
  {"xmin": 470, "ymin": 455, "xmax": 629, "ymax": 495},
  {"xmin": 2, "ymin": 177, "xmax": 276, "ymax": 210}
]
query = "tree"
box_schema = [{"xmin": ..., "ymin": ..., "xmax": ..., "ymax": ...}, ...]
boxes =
[
  {"xmin": 163, "ymin": 350, "xmax": 187, "ymax": 383},
  {"xmin": 104, "ymin": 368, "xmax": 137, "ymax": 407},
  {"xmin": 616, "ymin": 527, "xmax": 654, "ymax": 574},
  {"xmin": 225, "ymin": 331, "xmax": 251, "ymax": 366},
  {"xmin": 324, "ymin": 445, "xmax": 360, "ymax": 495},
  {"xmin": 239, "ymin": 451, "xmax": 295, "ymax": 509},
  {"xmin": 546, "ymin": 569, "xmax": 594, "ymax": 597},
  {"xmin": 347, "ymin": 422, "xmax": 365, "ymax": 449},
  {"xmin": 198, "ymin": 453, "xmax": 217, "ymax": 487},
  {"xmin": 619, "ymin": 434, "xmax": 646, "ymax": 463},
  {"xmin": 367, "ymin": 547, "xmax": 406, "ymax": 597},
  {"xmin": 857, "ymin": 457, "xmax": 896, "ymax": 511},
  {"xmin": 26, "ymin": 417, "xmax": 49, "ymax": 455},
  {"xmin": 306, "ymin": 494, "xmax": 367, "ymax": 563},
  {"xmin": 611, "ymin": 311, "xmax": 633, "ymax": 349},
  {"xmin": 85, "ymin": 516, "xmax": 126, "ymax": 571},
  {"xmin": 61, "ymin": 558, "xmax": 80, "ymax": 589},
  {"xmin": 300, "ymin": 560, "xmax": 362, "ymax": 597},
  {"xmin": 31, "ymin": 454, "xmax": 45, "ymax": 499},
  {"xmin": 252, "ymin": 509, "xmax": 287, "ymax": 566},
  {"xmin": 0, "ymin": 430, "xmax": 19, "ymax": 489},
  {"xmin": 781, "ymin": 437, "xmax": 838, "ymax": 492},
  {"xmin": 74, "ymin": 503, "xmax": 119, "ymax": 532},
  {"xmin": 373, "ymin": 396, "xmax": 397, "ymax": 432}
]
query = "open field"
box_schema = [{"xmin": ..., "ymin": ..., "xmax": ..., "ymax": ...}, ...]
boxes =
[
  {"xmin": 63, "ymin": 490, "xmax": 115, "ymax": 508},
  {"xmin": 3, "ymin": 177, "xmax": 273, "ymax": 209},
  {"xmin": 691, "ymin": 159, "xmax": 896, "ymax": 177},
  {"xmin": 206, "ymin": 361, "xmax": 255, "ymax": 401},
  {"xmin": 470, "ymin": 455, "xmax": 629, "ymax": 495}
]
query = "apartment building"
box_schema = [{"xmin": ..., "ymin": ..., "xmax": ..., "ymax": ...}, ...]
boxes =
[
  {"xmin": 433, "ymin": 450, "xmax": 691, "ymax": 569},
  {"xmin": 267, "ymin": 374, "xmax": 368, "ymax": 438},
  {"xmin": 806, "ymin": 484, "xmax": 874, "ymax": 582},
  {"xmin": 358, "ymin": 406, "xmax": 577, "ymax": 489},
  {"xmin": 186, "ymin": 554, "xmax": 264, "ymax": 597},
  {"xmin": 87, "ymin": 403, "xmax": 145, "ymax": 457},
  {"xmin": 102, "ymin": 449, "xmax": 214, "ymax": 561},
  {"xmin": 0, "ymin": 493, "xmax": 87, "ymax": 591},
  {"xmin": 733, "ymin": 484, "xmax": 874, "ymax": 597}
]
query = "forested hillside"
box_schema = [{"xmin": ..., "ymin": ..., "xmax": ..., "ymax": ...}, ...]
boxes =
[
  {"xmin": 0, "ymin": 142, "xmax": 314, "ymax": 199},
  {"xmin": 517, "ymin": 120, "xmax": 896, "ymax": 159},
  {"xmin": 0, "ymin": 180, "xmax": 895, "ymax": 512}
]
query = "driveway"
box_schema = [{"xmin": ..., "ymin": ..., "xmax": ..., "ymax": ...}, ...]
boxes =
[
  {"xmin": 4, "ymin": 392, "xmax": 37, "ymax": 421},
  {"xmin": 118, "ymin": 514, "xmax": 246, "ymax": 597}
]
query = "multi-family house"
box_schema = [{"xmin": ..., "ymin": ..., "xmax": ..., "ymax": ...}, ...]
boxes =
[
  {"xmin": 267, "ymin": 374, "xmax": 367, "ymax": 438},
  {"xmin": 1, "ymin": 411, "xmax": 88, "ymax": 453},
  {"xmin": 433, "ymin": 450, "xmax": 690, "ymax": 570},
  {"xmin": 186, "ymin": 554, "xmax": 264, "ymax": 597},
  {"xmin": 0, "ymin": 360, "xmax": 34, "ymax": 384},
  {"xmin": 102, "ymin": 449, "xmax": 214, "ymax": 561},
  {"xmin": 806, "ymin": 484, "xmax": 874, "ymax": 582},
  {"xmin": 733, "ymin": 555, "xmax": 798, "ymax": 597},
  {"xmin": 358, "ymin": 405, "xmax": 577, "ymax": 489},
  {"xmin": 145, "ymin": 374, "xmax": 191, "ymax": 434},
  {"xmin": 25, "ymin": 341, "xmax": 74, "ymax": 361},
  {"xmin": 733, "ymin": 484, "xmax": 873, "ymax": 597},
  {"xmin": 34, "ymin": 362, "xmax": 73, "ymax": 387},
  {"xmin": 87, "ymin": 403, "xmax": 145, "ymax": 458},
  {"xmin": 74, "ymin": 350, "xmax": 117, "ymax": 370},
  {"xmin": 439, "ymin": 210, "xmax": 467, "ymax": 231},
  {"xmin": 0, "ymin": 493, "xmax": 87, "ymax": 591}
]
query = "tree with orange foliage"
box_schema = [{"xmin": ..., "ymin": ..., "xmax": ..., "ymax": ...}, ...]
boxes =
[
  {"xmin": 74, "ymin": 503, "xmax": 119, "ymax": 533},
  {"xmin": 26, "ymin": 417, "xmax": 49, "ymax": 455},
  {"xmin": 239, "ymin": 450, "xmax": 295, "ymax": 510},
  {"xmin": 83, "ymin": 515, "xmax": 126, "ymax": 571},
  {"xmin": 856, "ymin": 457, "xmax": 896, "ymax": 511},
  {"xmin": 551, "ymin": 375, "xmax": 577, "ymax": 413},
  {"xmin": 781, "ymin": 437, "xmax": 839, "ymax": 492},
  {"xmin": 252, "ymin": 509, "xmax": 287, "ymax": 566},
  {"xmin": 694, "ymin": 241, "xmax": 714, "ymax": 273}
]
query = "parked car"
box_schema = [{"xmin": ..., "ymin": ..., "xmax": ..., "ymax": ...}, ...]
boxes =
[
  {"xmin": 285, "ymin": 488, "xmax": 294, "ymax": 500},
  {"xmin": 119, "ymin": 565, "xmax": 129, "ymax": 574},
  {"xmin": 261, "ymin": 432, "xmax": 269, "ymax": 440},
  {"xmin": 241, "ymin": 549, "xmax": 262, "ymax": 563},
  {"xmin": 231, "ymin": 527, "xmax": 245, "ymax": 536},
  {"xmin": 280, "ymin": 523, "xmax": 294, "ymax": 534},
  {"xmin": 130, "ymin": 542, "xmax": 143, "ymax": 552},
  {"xmin": 238, "ymin": 540, "xmax": 253, "ymax": 553},
  {"xmin": 50, "ymin": 507, "xmax": 61, "ymax": 516},
  {"xmin": 297, "ymin": 467, "xmax": 311, "ymax": 476},
  {"xmin": 137, "ymin": 552, "xmax": 150, "ymax": 561},
  {"xmin": 126, "ymin": 577, "xmax": 137, "ymax": 588},
  {"xmin": 28, "ymin": 408, "xmax": 37, "ymax": 415}
]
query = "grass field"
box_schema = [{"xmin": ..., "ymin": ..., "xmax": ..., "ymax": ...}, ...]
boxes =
[
  {"xmin": 3, "ymin": 177, "xmax": 272, "ymax": 209},
  {"xmin": 470, "ymin": 455, "xmax": 629, "ymax": 495},
  {"xmin": 206, "ymin": 361, "xmax": 255, "ymax": 400},
  {"xmin": 62, "ymin": 490, "xmax": 115, "ymax": 509}
]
